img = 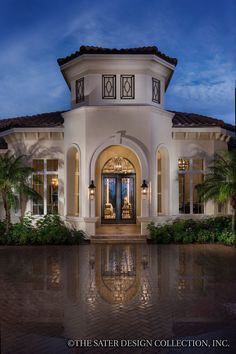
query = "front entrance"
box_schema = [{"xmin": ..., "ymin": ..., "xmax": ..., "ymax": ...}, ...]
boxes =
[
  {"xmin": 102, "ymin": 174, "xmax": 136, "ymax": 224},
  {"xmin": 101, "ymin": 156, "xmax": 136, "ymax": 224}
]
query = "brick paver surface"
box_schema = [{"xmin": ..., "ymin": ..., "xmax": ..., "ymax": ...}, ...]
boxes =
[{"xmin": 0, "ymin": 244, "xmax": 235, "ymax": 353}]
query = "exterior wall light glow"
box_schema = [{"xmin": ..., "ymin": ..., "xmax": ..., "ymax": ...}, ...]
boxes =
[
  {"xmin": 141, "ymin": 180, "xmax": 148, "ymax": 195},
  {"xmin": 89, "ymin": 180, "xmax": 96, "ymax": 199},
  {"xmin": 178, "ymin": 158, "xmax": 189, "ymax": 171}
]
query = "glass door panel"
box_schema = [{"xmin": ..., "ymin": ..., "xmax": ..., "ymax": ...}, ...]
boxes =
[
  {"xmin": 103, "ymin": 177, "xmax": 116, "ymax": 220},
  {"xmin": 121, "ymin": 177, "xmax": 135, "ymax": 220}
]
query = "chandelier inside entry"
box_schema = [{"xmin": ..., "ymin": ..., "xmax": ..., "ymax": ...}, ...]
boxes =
[{"xmin": 102, "ymin": 156, "xmax": 135, "ymax": 174}]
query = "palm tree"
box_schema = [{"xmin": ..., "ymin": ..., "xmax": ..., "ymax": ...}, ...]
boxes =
[
  {"xmin": 0, "ymin": 152, "xmax": 40, "ymax": 233},
  {"xmin": 197, "ymin": 151, "xmax": 236, "ymax": 233}
]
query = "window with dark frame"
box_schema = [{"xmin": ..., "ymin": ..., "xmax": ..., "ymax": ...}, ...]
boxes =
[
  {"xmin": 120, "ymin": 75, "xmax": 135, "ymax": 99},
  {"xmin": 152, "ymin": 78, "xmax": 161, "ymax": 104},
  {"xmin": 75, "ymin": 77, "xmax": 84, "ymax": 103},
  {"xmin": 102, "ymin": 75, "xmax": 116, "ymax": 99}
]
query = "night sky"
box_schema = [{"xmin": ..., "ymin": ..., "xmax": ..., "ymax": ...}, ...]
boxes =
[{"xmin": 0, "ymin": 0, "xmax": 235, "ymax": 124}]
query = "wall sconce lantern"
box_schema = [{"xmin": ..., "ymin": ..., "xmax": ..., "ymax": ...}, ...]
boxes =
[
  {"xmin": 89, "ymin": 180, "xmax": 96, "ymax": 199},
  {"xmin": 141, "ymin": 179, "xmax": 148, "ymax": 196},
  {"xmin": 178, "ymin": 158, "xmax": 189, "ymax": 171}
]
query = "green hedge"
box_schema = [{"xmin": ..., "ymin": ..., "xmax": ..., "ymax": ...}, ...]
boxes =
[
  {"xmin": 147, "ymin": 216, "xmax": 235, "ymax": 246},
  {"xmin": 0, "ymin": 214, "xmax": 86, "ymax": 245}
]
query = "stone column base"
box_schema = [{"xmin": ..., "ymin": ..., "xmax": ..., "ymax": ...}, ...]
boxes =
[
  {"xmin": 137, "ymin": 217, "xmax": 153, "ymax": 236},
  {"xmin": 84, "ymin": 217, "xmax": 99, "ymax": 237}
]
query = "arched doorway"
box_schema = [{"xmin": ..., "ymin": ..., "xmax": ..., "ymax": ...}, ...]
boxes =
[
  {"xmin": 102, "ymin": 157, "xmax": 136, "ymax": 223},
  {"xmin": 95, "ymin": 145, "xmax": 141, "ymax": 225}
]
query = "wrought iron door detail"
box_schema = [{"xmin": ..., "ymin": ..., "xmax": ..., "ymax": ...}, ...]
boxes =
[
  {"xmin": 102, "ymin": 75, "xmax": 116, "ymax": 99},
  {"xmin": 75, "ymin": 77, "xmax": 84, "ymax": 103},
  {"xmin": 102, "ymin": 174, "xmax": 136, "ymax": 224},
  {"xmin": 152, "ymin": 78, "xmax": 160, "ymax": 103},
  {"xmin": 120, "ymin": 75, "xmax": 135, "ymax": 99}
]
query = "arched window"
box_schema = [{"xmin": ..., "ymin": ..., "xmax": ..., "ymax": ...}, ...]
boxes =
[
  {"xmin": 157, "ymin": 151, "xmax": 162, "ymax": 214},
  {"xmin": 157, "ymin": 147, "xmax": 169, "ymax": 215},
  {"xmin": 67, "ymin": 147, "xmax": 80, "ymax": 216}
]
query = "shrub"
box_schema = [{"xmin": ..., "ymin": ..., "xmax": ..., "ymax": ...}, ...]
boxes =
[
  {"xmin": 147, "ymin": 223, "xmax": 172, "ymax": 243},
  {"xmin": 9, "ymin": 215, "xmax": 35, "ymax": 245},
  {"xmin": 0, "ymin": 220, "xmax": 6, "ymax": 244},
  {"xmin": 35, "ymin": 214, "xmax": 71, "ymax": 245},
  {"xmin": 196, "ymin": 229, "xmax": 214, "ymax": 243},
  {"xmin": 217, "ymin": 230, "xmax": 236, "ymax": 245},
  {"xmin": 148, "ymin": 216, "xmax": 235, "ymax": 245},
  {"xmin": 0, "ymin": 214, "xmax": 85, "ymax": 245}
]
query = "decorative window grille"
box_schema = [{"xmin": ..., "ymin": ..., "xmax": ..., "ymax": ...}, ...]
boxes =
[
  {"xmin": 152, "ymin": 78, "xmax": 161, "ymax": 104},
  {"xmin": 120, "ymin": 75, "xmax": 135, "ymax": 99},
  {"xmin": 102, "ymin": 75, "xmax": 116, "ymax": 99},
  {"xmin": 75, "ymin": 77, "xmax": 84, "ymax": 103}
]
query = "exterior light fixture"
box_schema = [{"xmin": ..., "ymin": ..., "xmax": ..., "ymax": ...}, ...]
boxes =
[
  {"xmin": 178, "ymin": 158, "xmax": 189, "ymax": 171},
  {"xmin": 89, "ymin": 180, "xmax": 96, "ymax": 199},
  {"xmin": 141, "ymin": 180, "xmax": 148, "ymax": 195}
]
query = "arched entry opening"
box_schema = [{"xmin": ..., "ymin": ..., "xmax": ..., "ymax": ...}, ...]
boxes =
[
  {"xmin": 95, "ymin": 145, "xmax": 141, "ymax": 225},
  {"xmin": 67, "ymin": 146, "xmax": 80, "ymax": 216}
]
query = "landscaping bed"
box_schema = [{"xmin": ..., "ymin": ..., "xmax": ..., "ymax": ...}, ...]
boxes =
[
  {"xmin": 147, "ymin": 216, "xmax": 235, "ymax": 245},
  {"xmin": 0, "ymin": 214, "xmax": 86, "ymax": 245}
]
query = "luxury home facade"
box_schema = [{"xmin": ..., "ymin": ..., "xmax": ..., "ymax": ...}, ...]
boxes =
[{"xmin": 0, "ymin": 46, "xmax": 235, "ymax": 237}]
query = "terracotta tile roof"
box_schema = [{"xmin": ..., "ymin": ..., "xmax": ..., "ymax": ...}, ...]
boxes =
[
  {"xmin": 0, "ymin": 111, "xmax": 64, "ymax": 133},
  {"xmin": 0, "ymin": 137, "xmax": 7, "ymax": 149},
  {"xmin": 0, "ymin": 110, "xmax": 234, "ymax": 137},
  {"xmin": 57, "ymin": 45, "xmax": 178, "ymax": 67},
  {"xmin": 172, "ymin": 111, "xmax": 235, "ymax": 132}
]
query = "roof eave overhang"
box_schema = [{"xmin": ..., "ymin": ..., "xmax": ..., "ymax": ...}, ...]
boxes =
[
  {"xmin": 0, "ymin": 126, "xmax": 64, "ymax": 138},
  {"xmin": 172, "ymin": 126, "xmax": 235, "ymax": 137}
]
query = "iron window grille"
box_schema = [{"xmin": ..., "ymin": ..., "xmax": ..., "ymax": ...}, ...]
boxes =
[
  {"xmin": 152, "ymin": 78, "xmax": 161, "ymax": 104},
  {"xmin": 75, "ymin": 77, "xmax": 84, "ymax": 103},
  {"xmin": 120, "ymin": 75, "xmax": 135, "ymax": 99},
  {"xmin": 102, "ymin": 75, "xmax": 116, "ymax": 99}
]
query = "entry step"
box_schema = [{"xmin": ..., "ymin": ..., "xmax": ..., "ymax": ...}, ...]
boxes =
[{"xmin": 91, "ymin": 235, "xmax": 146, "ymax": 243}]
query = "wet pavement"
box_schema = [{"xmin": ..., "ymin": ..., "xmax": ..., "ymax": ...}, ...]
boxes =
[{"xmin": 0, "ymin": 244, "xmax": 235, "ymax": 353}]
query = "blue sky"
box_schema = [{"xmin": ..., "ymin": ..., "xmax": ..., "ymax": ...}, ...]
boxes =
[{"xmin": 0, "ymin": 0, "xmax": 235, "ymax": 124}]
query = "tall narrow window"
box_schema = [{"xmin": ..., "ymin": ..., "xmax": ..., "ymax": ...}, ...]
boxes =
[
  {"xmin": 152, "ymin": 78, "xmax": 160, "ymax": 103},
  {"xmin": 74, "ymin": 151, "xmax": 80, "ymax": 215},
  {"xmin": 102, "ymin": 75, "xmax": 116, "ymax": 99},
  {"xmin": 157, "ymin": 151, "xmax": 162, "ymax": 213},
  {"xmin": 120, "ymin": 75, "xmax": 135, "ymax": 99},
  {"xmin": 157, "ymin": 147, "xmax": 169, "ymax": 215},
  {"xmin": 67, "ymin": 147, "xmax": 80, "ymax": 216},
  {"xmin": 32, "ymin": 159, "xmax": 58, "ymax": 215},
  {"xmin": 47, "ymin": 160, "xmax": 58, "ymax": 214},
  {"xmin": 75, "ymin": 77, "xmax": 84, "ymax": 103},
  {"xmin": 32, "ymin": 160, "xmax": 44, "ymax": 215},
  {"xmin": 178, "ymin": 158, "xmax": 204, "ymax": 214}
]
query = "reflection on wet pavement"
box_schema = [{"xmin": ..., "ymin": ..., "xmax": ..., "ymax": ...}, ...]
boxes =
[{"xmin": 0, "ymin": 244, "xmax": 236, "ymax": 353}]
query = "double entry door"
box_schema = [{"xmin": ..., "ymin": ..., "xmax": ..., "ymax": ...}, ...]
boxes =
[{"xmin": 102, "ymin": 174, "xmax": 136, "ymax": 224}]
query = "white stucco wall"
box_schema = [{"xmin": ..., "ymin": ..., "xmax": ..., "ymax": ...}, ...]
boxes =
[{"xmin": 0, "ymin": 52, "xmax": 233, "ymax": 236}]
